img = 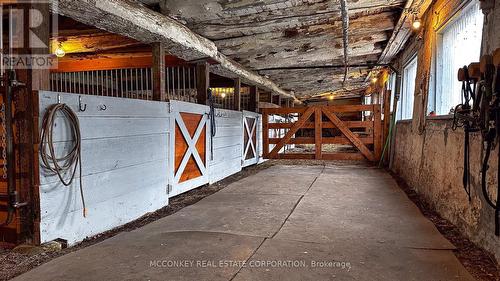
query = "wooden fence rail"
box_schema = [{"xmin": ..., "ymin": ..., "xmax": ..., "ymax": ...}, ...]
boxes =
[{"xmin": 262, "ymin": 105, "xmax": 382, "ymax": 162}]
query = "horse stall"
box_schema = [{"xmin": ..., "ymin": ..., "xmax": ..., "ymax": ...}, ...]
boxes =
[
  {"xmin": 242, "ymin": 111, "xmax": 261, "ymax": 167},
  {"xmin": 37, "ymin": 91, "xmax": 170, "ymax": 245},
  {"xmin": 209, "ymin": 109, "xmax": 244, "ymax": 184},
  {"xmin": 30, "ymin": 91, "xmax": 263, "ymax": 245},
  {"xmin": 168, "ymin": 101, "xmax": 210, "ymax": 197}
]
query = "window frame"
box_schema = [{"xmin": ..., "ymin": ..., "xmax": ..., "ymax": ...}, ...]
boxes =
[
  {"xmin": 430, "ymin": 0, "xmax": 483, "ymax": 116},
  {"xmin": 398, "ymin": 55, "xmax": 418, "ymax": 121}
]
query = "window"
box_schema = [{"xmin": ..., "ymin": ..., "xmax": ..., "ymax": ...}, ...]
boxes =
[
  {"xmin": 434, "ymin": 1, "xmax": 483, "ymax": 115},
  {"xmin": 398, "ymin": 56, "xmax": 418, "ymax": 120},
  {"xmin": 387, "ymin": 72, "xmax": 397, "ymax": 112}
]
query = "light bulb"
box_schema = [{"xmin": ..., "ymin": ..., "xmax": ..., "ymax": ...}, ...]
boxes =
[
  {"xmin": 371, "ymin": 77, "xmax": 378, "ymax": 83},
  {"xmin": 221, "ymin": 92, "xmax": 226, "ymax": 98},
  {"xmin": 55, "ymin": 43, "xmax": 65, "ymax": 58},
  {"xmin": 412, "ymin": 18, "xmax": 421, "ymax": 30},
  {"xmin": 328, "ymin": 95, "xmax": 334, "ymax": 100}
]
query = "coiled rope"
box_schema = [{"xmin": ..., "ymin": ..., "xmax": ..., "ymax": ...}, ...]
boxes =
[{"xmin": 40, "ymin": 103, "xmax": 86, "ymax": 217}]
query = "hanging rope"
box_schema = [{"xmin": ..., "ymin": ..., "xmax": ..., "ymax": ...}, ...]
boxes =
[
  {"xmin": 340, "ymin": 0, "xmax": 350, "ymax": 87},
  {"xmin": 207, "ymin": 89, "xmax": 216, "ymax": 160},
  {"xmin": 40, "ymin": 103, "xmax": 86, "ymax": 217}
]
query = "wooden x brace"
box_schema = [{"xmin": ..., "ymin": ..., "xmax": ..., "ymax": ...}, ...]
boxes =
[
  {"xmin": 174, "ymin": 112, "xmax": 207, "ymax": 183},
  {"xmin": 244, "ymin": 117, "xmax": 257, "ymax": 159}
]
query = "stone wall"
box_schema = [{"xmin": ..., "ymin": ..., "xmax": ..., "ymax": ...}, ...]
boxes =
[
  {"xmin": 393, "ymin": 120, "xmax": 499, "ymax": 263},
  {"xmin": 391, "ymin": 0, "xmax": 500, "ymax": 264}
]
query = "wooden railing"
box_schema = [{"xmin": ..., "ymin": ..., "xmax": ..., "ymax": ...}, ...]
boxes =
[{"xmin": 262, "ymin": 105, "xmax": 382, "ymax": 161}]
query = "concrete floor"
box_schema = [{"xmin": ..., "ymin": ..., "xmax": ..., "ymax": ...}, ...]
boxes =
[{"xmin": 14, "ymin": 165, "xmax": 475, "ymax": 281}]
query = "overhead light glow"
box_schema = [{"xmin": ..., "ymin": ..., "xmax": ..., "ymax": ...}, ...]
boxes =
[
  {"xmin": 221, "ymin": 92, "xmax": 226, "ymax": 99},
  {"xmin": 55, "ymin": 42, "xmax": 65, "ymax": 58},
  {"xmin": 328, "ymin": 95, "xmax": 334, "ymax": 100},
  {"xmin": 371, "ymin": 77, "xmax": 378, "ymax": 83},
  {"xmin": 412, "ymin": 17, "xmax": 422, "ymax": 30}
]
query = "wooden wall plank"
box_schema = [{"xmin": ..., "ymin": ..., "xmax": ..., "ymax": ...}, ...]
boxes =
[{"xmin": 38, "ymin": 91, "xmax": 169, "ymax": 245}]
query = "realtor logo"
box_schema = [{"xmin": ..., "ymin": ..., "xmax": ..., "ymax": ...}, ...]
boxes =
[{"xmin": 0, "ymin": 0, "xmax": 58, "ymax": 69}]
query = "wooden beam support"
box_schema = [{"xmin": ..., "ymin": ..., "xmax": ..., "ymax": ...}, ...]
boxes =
[
  {"xmin": 249, "ymin": 86, "xmax": 259, "ymax": 112},
  {"xmin": 373, "ymin": 105, "xmax": 382, "ymax": 161},
  {"xmin": 233, "ymin": 78, "xmax": 241, "ymax": 111},
  {"xmin": 273, "ymin": 94, "xmax": 281, "ymax": 107},
  {"xmin": 196, "ymin": 62, "xmax": 210, "ymax": 105},
  {"xmin": 315, "ymin": 108, "xmax": 322, "ymax": 159},
  {"xmin": 382, "ymin": 89, "xmax": 392, "ymax": 162},
  {"xmin": 152, "ymin": 43, "xmax": 166, "ymax": 101},
  {"xmin": 57, "ymin": 0, "xmax": 293, "ymax": 99}
]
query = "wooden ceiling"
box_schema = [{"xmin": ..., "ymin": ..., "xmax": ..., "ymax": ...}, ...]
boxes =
[{"xmin": 140, "ymin": 0, "xmax": 407, "ymax": 99}]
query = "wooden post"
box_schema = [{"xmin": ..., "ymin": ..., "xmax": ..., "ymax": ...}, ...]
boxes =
[
  {"xmin": 152, "ymin": 42, "xmax": 166, "ymax": 101},
  {"xmin": 373, "ymin": 105, "xmax": 382, "ymax": 161},
  {"xmin": 9, "ymin": 2, "xmax": 51, "ymax": 245},
  {"xmin": 249, "ymin": 86, "xmax": 259, "ymax": 112},
  {"xmin": 315, "ymin": 107, "xmax": 322, "ymax": 159},
  {"xmin": 233, "ymin": 78, "xmax": 241, "ymax": 111},
  {"xmin": 273, "ymin": 94, "xmax": 281, "ymax": 107},
  {"xmin": 262, "ymin": 109, "xmax": 269, "ymax": 158},
  {"xmin": 196, "ymin": 62, "xmax": 210, "ymax": 105},
  {"xmin": 382, "ymin": 89, "xmax": 392, "ymax": 162}
]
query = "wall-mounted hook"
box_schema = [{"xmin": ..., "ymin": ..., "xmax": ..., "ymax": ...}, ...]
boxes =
[
  {"xmin": 99, "ymin": 104, "xmax": 107, "ymax": 111},
  {"xmin": 78, "ymin": 96, "xmax": 87, "ymax": 112}
]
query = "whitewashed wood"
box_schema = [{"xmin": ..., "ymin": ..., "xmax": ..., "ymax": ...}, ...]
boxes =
[
  {"xmin": 39, "ymin": 91, "xmax": 170, "ymax": 118},
  {"xmin": 209, "ymin": 109, "xmax": 243, "ymax": 184},
  {"xmin": 40, "ymin": 184, "xmax": 168, "ymax": 245},
  {"xmin": 40, "ymin": 160, "xmax": 168, "ymax": 222},
  {"xmin": 40, "ymin": 135, "xmax": 168, "ymax": 185},
  {"xmin": 168, "ymin": 100, "xmax": 210, "ymax": 197},
  {"xmin": 45, "ymin": 117, "xmax": 169, "ymax": 143},
  {"xmin": 242, "ymin": 111, "xmax": 262, "ymax": 167},
  {"xmin": 38, "ymin": 91, "xmax": 169, "ymax": 245}
]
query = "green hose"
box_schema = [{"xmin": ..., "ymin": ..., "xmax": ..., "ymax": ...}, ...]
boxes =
[{"xmin": 378, "ymin": 111, "xmax": 396, "ymax": 168}]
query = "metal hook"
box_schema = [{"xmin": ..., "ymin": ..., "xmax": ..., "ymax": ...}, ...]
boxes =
[{"xmin": 78, "ymin": 96, "xmax": 87, "ymax": 112}]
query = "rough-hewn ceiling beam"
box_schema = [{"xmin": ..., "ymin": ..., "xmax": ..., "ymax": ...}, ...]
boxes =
[
  {"xmin": 153, "ymin": 0, "xmax": 406, "ymax": 97},
  {"xmin": 56, "ymin": 0, "xmax": 294, "ymax": 99}
]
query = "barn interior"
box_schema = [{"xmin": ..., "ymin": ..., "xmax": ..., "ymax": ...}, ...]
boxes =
[{"xmin": 0, "ymin": 0, "xmax": 499, "ymax": 280}]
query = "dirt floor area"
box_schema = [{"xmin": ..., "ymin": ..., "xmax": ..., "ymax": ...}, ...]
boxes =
[{"xmin": 0, "ymin": 160, "xmax": 499, "ymax": 280}]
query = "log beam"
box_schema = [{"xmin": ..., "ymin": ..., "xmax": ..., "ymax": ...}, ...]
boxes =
[
  {"xmin": 196, "ymin": 61, "xmax": 210, "ymax": 105},
  {"xmin": 57, "ymin": 0, "xmax": 294, "ymax": 100},
  {"xmin": 233, "ymin": 78, "xmax": 241, "ymax": 111},
  {"xmin": 249, "ymin": 86, "xmax": 259, "ymax": 112},
  {"xmin": 151, "ymin": 43, "xmax": 166, "ymax": 101}
]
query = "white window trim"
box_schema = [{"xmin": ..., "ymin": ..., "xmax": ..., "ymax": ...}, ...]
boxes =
[
  {"xmin": 430, "ymin": 0, "xmax": 483, "ymax": 116},
  {"xmin": 398, "ymin": 55, "xmax": 418, "ymax": 121}
]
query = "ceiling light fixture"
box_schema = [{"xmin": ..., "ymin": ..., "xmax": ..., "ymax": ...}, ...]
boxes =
[
  {"xmin": 412, "ymin": 14, "xmax": 422, "ymax": 30},
  {"xmin": 55, "ymin": 42, "xmax": 66, "ymax": 58}
]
